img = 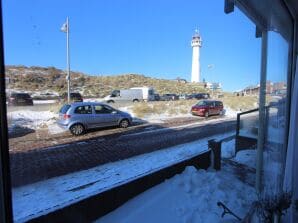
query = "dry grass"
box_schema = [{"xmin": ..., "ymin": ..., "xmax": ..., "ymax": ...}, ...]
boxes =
[
  {"xmin": 221, "ymin": 95, "xmax": 258, "ymax": 111},
  {"xmin": 131, "ymin": 100, "xmax": 197, "ymax": 118},
  {"xmin": 131, "ymin": 95, "xmax": 259, "ymax": 118}
]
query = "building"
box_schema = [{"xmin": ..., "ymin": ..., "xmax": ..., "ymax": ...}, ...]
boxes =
[
  {"xmin": 204, "ymin": 82, "xmax": 222, "ymax": 91},
  {"xmin": 191, "ymin": 30, "xmax": 202, "ymax": 83}
]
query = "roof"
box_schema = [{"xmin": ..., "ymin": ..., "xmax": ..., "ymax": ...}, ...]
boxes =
[{"xmin": 227, "ymin": 0, "xmax": 296, "ymax": 43}]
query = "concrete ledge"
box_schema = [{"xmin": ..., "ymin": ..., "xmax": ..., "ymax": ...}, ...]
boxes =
[{"xmin": 28, "ymin": 150, "xmax": 211, "ymax": 223}]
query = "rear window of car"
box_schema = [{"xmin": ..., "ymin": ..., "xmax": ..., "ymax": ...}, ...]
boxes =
[
  {"xmin": 74, "ymin": 105, "xmax": 92, "ymax": 114},
  {"xmin": 59, "ymin": 104, "xmax": 71, "ymax": 114},
  {"xmin": 12, "ymin": 93, "xmax": 31, "ymax": 98},
  {"xmin": 70, "ymin": 93, "xmax": 82, "ymax": 98}
]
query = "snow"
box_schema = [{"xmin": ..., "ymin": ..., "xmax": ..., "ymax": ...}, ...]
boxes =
[
  {"xmin": 96, "ymin": 140, "xmax": 262, "ymax": 223},
  {"xmin": 7, "ymin": 110, "xmax": 66, "ymax": 134},
  {"xmin": 83, "ymin": 98, "xmax": 105, "ymax": 102},
  {"xmin": 118, "ymin": 105, "xmax": 193, "ymax": 123},
  {"xmin": 8, "ymin": 110, "xmax": 57, "ymax": 129},
  {"xmin": 96, "ymin": 167, "xmax": 256, "ymax": 223},
  {"xmin": 12, "ymin": 132, "xmax": 234, "ymax": 223},
  {"xmin": 221, "ymin": 139, "xmax": 235, "ymax": 159},
  {"xmin": 233, "ymin": 150, "xmax": 256, "ymax": 169},
  {"xmin": 33, "ymin": 100, "xmax": 57, "ymax": 104},
  {"xmin": 224, "ymin": 107, "xmax": 240, "ymax": 118}
]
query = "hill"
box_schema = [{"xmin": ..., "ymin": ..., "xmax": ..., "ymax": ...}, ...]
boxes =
[{"xmin": 5, "ymin": 65, "xmax": 207, "ymax": 97}]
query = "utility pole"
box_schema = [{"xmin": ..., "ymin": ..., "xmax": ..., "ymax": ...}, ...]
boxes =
[{"xmin": 61, "ymin": 17, "xmax": 71, "ymax": 104}]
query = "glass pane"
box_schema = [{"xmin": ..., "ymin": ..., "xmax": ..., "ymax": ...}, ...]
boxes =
[
  {"xmin": 263, "ymin": 31, "xmax": 289, "ymax": 195},
  {"xmin": 3, "ymin": 1, "xmax": 285, "ymax": 222}
]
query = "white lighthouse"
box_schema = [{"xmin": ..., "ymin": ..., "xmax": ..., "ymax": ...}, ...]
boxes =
[{"xmin": 191, "ymin": 29, "xmax": 202, "ymax": 83}]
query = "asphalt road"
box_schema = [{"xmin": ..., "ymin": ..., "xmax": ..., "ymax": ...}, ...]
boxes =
[{"xmin": 9, "ymin": 116, "xmax": 237, "ymax": 188}]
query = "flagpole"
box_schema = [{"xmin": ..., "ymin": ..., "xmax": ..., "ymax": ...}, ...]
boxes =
[{"xmin": 66, "ymin": 17, "xmax": 71, "ymax": 104}]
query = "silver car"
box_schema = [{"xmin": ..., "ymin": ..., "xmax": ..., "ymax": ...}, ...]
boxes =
[{"xmin": 57, "ymin": 102, "xmax": 133, "ymax": 136}]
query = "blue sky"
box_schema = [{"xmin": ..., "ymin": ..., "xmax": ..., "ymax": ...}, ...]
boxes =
[{"xmin": 2, "ymin": 0, "xmax": 289, "ymax": 91}]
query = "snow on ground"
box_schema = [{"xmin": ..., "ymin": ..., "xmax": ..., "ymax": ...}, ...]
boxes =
[
  {"xmin": 221, "ymin": 139, "xmax": 236, "ymax": 159},
  {"xmin": 96, "ymin": 166, "xmax": 256, "ymax": 223},
  {"xmin": 96, "ymin": 139, "xmax": 257, "ymax": 223},
  {"xmin": 12, "ymin": 132, "xmax": 234, "ymax": 223},
  {"xmin": 8, "ymin": 110, "xmax": 57, "ymax": 129},
  {"xmin": 7, "ymin": 110, "xmax": 66, "ymax": 134},
  {"xmin": 233, "ymin": 150, "xmax": 256, "ymax": 169},
  {"xmin": 83, "ymin": 98, "xmax": 105, "ymax": 102},
  {"xmin": 222, "ymin": 138, "xmax": 256, "ymax": 169},
  {"xmin": 119, "ymin": 105, "xmax": 201, "ymax": 124},
  {"xmin": 33, "ymin": 100, "xmax": 57, "ymax": 104},
  {"xmin": 224, "ymin": 107, "xmax": 240, "ymax": 118}
]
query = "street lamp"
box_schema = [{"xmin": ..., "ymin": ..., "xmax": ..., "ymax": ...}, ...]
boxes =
[
  {"xmin": 207, "ymin": 64, "xmax": 215, "ymax": 97},
  {"xmin": 61, "ymin": 17, "xmax": 71, "ymax": 104}
]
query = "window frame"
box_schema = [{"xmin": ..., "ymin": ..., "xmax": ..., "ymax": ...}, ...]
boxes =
[{"xmin": 0, "ymin": 1, "xmax": 13, "ymax": 222}]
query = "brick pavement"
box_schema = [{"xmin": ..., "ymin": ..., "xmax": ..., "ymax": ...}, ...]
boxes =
[{"xmin": 10, "ymin": 119, "xmax": 236, "ymax": 187}]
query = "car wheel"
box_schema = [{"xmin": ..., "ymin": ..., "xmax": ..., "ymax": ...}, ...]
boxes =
[
  {"xmin": 107, "ymin": 100, "xmax": 115, "ymax": 103},
  {"xmin": 119, "ymin": 119, "xmax": 129, "ymax": 128},
  {"xmin": 219, "ymin": 110, "xmax": 224, "ymax": 116},
  {"xmin": 70, "ymin": 124, "xmax": 85, "ymax": 136},
  {"xmin": 133, "ymin": 99, "xmax": 139, "ymax": 103},
  {"xmin": 205, "ymin": 112, "xmax": 209, "ymax": 118}
]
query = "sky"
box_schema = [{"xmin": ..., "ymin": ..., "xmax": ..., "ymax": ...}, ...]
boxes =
[{"xmin": 2, "ymin": 0, "xmax": 289, "ymax": 92}]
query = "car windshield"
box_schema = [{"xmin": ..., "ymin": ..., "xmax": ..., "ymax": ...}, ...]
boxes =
[{"xmin": 196, "ymin": 101, "xmax": 207, "ymax": 106}]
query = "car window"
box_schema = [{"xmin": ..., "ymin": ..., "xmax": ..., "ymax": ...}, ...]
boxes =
[
  {"xmin": 74, "ymin": 105, "xmax": 92, "ymax": 114},
  {"xmin": 215, "ymin": 101, "xmax": 223, "ymax": 106},
  {"xmin": 207, "ymin": 101, "xmax": 214, "ymax": 106},
  {"xmin": 59, "ymin": 104, "xmax": 71, "ymax": 114},
  {"xmin": 94, "ymin": 105, "xmax": 113, "ymax": 114},
  {"xmin": 196, "ymin": 101, "xmax": 207, "ymax": 106},
  {"xmin": 13, "ymin": 93, "xmax": 30, "ymax": 98}
]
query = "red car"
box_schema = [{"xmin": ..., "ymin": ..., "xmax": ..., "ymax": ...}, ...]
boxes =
[{"xmin": 191, "ymin": 100, "xmax": 224, "ymax": 117}]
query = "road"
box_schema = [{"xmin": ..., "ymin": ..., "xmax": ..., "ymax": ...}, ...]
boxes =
[{"xmin": 9, "ymin": 115, "xmax": 237, "ymax": 188}]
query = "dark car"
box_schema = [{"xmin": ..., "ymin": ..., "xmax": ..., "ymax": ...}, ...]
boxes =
[
  {"xmin": 191, "ymin": 100, "xmax": 224, "ymax": 117},
  {"xmin": 160, "ymin": 94, "xmax": 179, "ymax": 101},
  {"xmin": 179, "ymin": 94, "xmax": 194, "ymax": 100},
  {"xmin": 153, "ymin": 93, "xmax": 160, "ymax": 101},
  {"xmin": 8, "ymin": 93, "xmax": 33, "ymax": 106},
  {"xmin": 61, "ymin": 92, "xmax": 83, "ymax": 103},
  {"xmin": 191, "ymin": 93, "xmax": 210, "ymax": 100}
]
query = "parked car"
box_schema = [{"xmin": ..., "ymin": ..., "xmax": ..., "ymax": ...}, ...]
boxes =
[
  {"xmin": 60, "ymin": 92, "xmax": 83, "ymax": 103},
  {"xmin": 179, "ymin": 94, "xmax": 193, "ymax": 100},
  {"xmin": 160, "ymin": 93, "xmax": 179, "ymax": 101},
  {"xmin": 191, "ymin": 100, "xmax": 224, "ymax": 117},
  {"xmin": 153, "ymin": 93, "xmax": 160, "ymax": 101},
  {"xmin": 57, "ymin": 102, "xmax": 133, "ymax": 136},
  {"xmin": 191, "ymin": 93, "xmax": 210, "ymax": 100},
  {"xmin": 104, "ymin": 87, "xmax": 155, "ymax": 103},
  {"xmin": 8, "ymin": 92, "xmax": 33, "ymax": 106}
]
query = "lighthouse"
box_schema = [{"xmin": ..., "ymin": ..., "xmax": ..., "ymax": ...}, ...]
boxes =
[{"xmin": 191, "ymin": 29, "xmax": 202, "ymax": 83}]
